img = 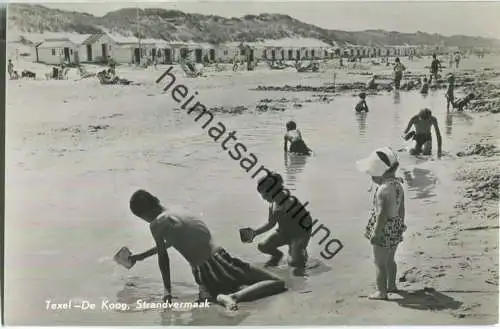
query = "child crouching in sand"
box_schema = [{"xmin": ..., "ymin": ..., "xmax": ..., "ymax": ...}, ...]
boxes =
[
  {"xmin": 242, "ymin": 172, "xmax": 312, "ymax": 277},
  {"xmin": 356, "ymin": 147, "xmax": 406, "ymax": 300}
]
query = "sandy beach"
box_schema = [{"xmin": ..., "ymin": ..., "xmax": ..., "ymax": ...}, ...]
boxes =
[{"xmin": 4, "ymin": 51, "xmax": 499, "ymax": 325}]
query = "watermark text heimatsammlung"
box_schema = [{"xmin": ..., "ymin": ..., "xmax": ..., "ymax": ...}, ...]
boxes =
[{"xmin": 156, "ymin": 67, "xmax": 343, "ymax": 260}]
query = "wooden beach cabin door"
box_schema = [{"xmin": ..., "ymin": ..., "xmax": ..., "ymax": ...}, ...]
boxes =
[
  {"xmin": 134, "ymin": 48, "xmax": 140, "ymax": 64},
  {"xmin": 296, "ymin": 50, "xmax": 300, "ymax": 60},
  {"xmin": 209, "ymin": 49, "xmax": 215, "ymax": 62},
  {"xmin": 164, "ymin": 48, "xmax": 172, "ymax": 64},
  {"xmin": 248, "ymin": 49, "xmax": 254, "ymax": 62},
  {"xmin": 74, "ymin": 51, "xmax": 80, "ymax": 65},
  {"xmin": 195, "ymin": 49, "xmax": 203, "ymax": 63},
  {"xmin": 271, "ymin": 50, "xmax": 276, "ymax": 60},
  {"xmin": 86, "ymin": 44, "xmax": 92, "ymax": 61},
  {"xmin": 63, "ymin": 47, "xmax": 71, "ymax": 63},
  {"xmin": 101, "ymin": 44, "xmax": 108, "ymax": 59}
]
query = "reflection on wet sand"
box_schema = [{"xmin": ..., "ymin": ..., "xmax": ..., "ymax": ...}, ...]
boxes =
[
  {"xmin": 445, "ymin": 111, "xmax": 453, "ymax": 136},
  {"xmin": 355, "ymin": 112, "xmax": 368, "ymax": 136},
  {"xmin": 116, "ymin": 278, "xmax": 250, "ymax": 325},
  {"xmin": 394, "ymin": 90, "xmax": 401, "ymax": 104},
  {"xmin": 284, "ymin": 153, "xmax": 309, "ymax": 189},
  {"xmin": 403, "ymin": 168, "xmax": 438, "ymax": 202},
  {"xmin": 445, "ymin": 111, "xmax": 474, "ymax": 136}
]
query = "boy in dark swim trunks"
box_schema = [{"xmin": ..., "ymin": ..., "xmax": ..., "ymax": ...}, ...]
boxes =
[
  {"xmin": 355, "ymin": 92, "xmax": 369, "ymax": 113},
  {"xmin": 429, "ymin": 54, "xmax": 441, "ymax": 85},
  {"xmin": 284, "ymin": 121, "xmax": 313, "ymax": 156},
  {"xmin": 127, "ymin": 189, "xmax": 286, "ymax": 311},
  {"xmin": 403, "ymin": 108, "xmax": 443, "ymax": 158},
  {"xmin": 248, "ymin": 172, "xmax": 312, "ymax": 276}
]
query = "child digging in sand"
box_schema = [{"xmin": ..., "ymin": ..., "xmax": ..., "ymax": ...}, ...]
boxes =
[
  {"xmin": 284, "ymin": 121, "xmax": 313, "ymax": 156},
  {"xmin": 355, "ymin": 92, "xmax": 369, "ymax": 113},
  {"xmin": 452, "ymin": 93, "xmax": 476, "ymax": 112},
  {"xmin": 242, "ymin": 172, "xmax": 312, "ymax": 277},
  {"xmin": 126, "ymin": 189, "xmax": 286, "ymax": 311},
  {"xmin": 356, "ymin": 147, "xmax": 406, "ymax": 300}
]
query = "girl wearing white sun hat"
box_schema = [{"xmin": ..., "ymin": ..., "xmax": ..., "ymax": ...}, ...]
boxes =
[{"xmin": 356, "ymin": 147, "xmax": 406, "ymax": 301}]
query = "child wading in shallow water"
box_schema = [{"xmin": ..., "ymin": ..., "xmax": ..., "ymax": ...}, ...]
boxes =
[
  {"xmin": 356, "ymin": 147, "xmax": 406, "ymax": 300},
  {"xmin": 355, "ymin": 92, "xmax": 369, "ymax": 113},
  {"xmin": 284, "ymin": 121, "xmax": 313, "ymax": 156}
]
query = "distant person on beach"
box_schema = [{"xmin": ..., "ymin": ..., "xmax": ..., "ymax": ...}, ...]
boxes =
[
  {"xmin": 446, "ymin": 75, "xmax": 455, "ymax": 111},
  {"xmin": 429, "ymin": 54, "xmax": 442, "ymax": 84},
  {"xmin": 454, "ymin": 52, "xmax": 461, "ymax": 69},
  {"xmin": 366, "ymin": 75, "xmax": 377, "ymax": 90},
  {"xmin": 393, "ymin": 57, "xmax": 406, "ymax": 90},
  {"xmin": 355, "ymin": 92, "xmax": 369, "ymax": 113},
  {"xmin": 420, "ymin": 77, "xmax": 429, "ymax": 95},
  {"xmin": 126, "ymin": 189, "xmax": 286, "ymax": 311},
  {"xmin": 356, "ymin": 147, "xmax": 406, "ymax": 300},
  {"xmin": 8, "ymin": 59, "xmax": 14, "ymax": 79},
  {"xmin": 246, "ymin": 172, "xmax": 312, "ymax": 276},
  {"xmin": 284, "ymin": 121, "xmax": 313, "ymax": 156},
  {"xmin": 403, "ymin": 108, "xmax": 443, "ymax": 158}
]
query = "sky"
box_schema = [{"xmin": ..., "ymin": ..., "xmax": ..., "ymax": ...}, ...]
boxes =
[{"xmin": 20, "ymin": 1, "xmax": 500, "ymax": 39}]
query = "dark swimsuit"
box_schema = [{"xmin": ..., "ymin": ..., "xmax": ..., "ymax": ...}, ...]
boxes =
[{"xmin": 287, "ymin": 130, "xmax": 311, "ymax": 156}]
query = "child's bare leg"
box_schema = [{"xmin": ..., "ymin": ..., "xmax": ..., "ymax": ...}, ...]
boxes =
[
  {"xmin": 258, "ymin": 232, "xmax": 287, "ymax": 267},
  {"xmin": 386, "ymin": 247, "xmax": 398, "ymax": 292},
  {"xmin": 288, "ymin": 237, "xmax": 309, "ymax": 276},
  {"xmin": 369, "ymin": 245, "xmax": 388, "ymax": 300},
  {"xmin": 217, "ymin": 267, "xmax": 286, "ymax": 310}
]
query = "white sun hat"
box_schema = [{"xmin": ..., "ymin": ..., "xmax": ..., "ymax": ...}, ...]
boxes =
[{"xmin": 356, "ymin": 147, "xmax": 399, "ymax": 177}]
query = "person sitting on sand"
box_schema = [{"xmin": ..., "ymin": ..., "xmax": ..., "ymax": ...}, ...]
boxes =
[
  {"xmin": 355, "ymin": 92, "xmax": 369, "ymax": 113},
  {"xmin": 420, "ymin": 77, "xmax": 429, "ymax": 95},
  {"xmin": 403, "ymin": 108, "xmax": 443, "ymax": 158},
  {"xmin": 356, "ymin": 147, "xmax": 406, "ymax": 300},
  {"xmin": 452, "ymin": 93, "xmax": 476, "ymax": 112},
  {"xmin": 284, "ymin": 121, "xmax": 313, "ymax": 156},
  {"xmin": 126, "ymin": 189, "xmax": 286, "ymax": 311},
  {"xmin": 446, "ymin": 75, "xmax": 455, "ymax": 111},
  {"xmin": 245, "ymin": 172, "xmax": 312, "ymax": 276}
]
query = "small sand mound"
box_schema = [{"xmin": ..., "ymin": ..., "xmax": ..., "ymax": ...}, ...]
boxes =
[
  {"xmin": 256, "ymin": 104, "xmax": 286, "ymax": 112},
  {"xmin": 463, "ymin": 174, "xmax": 499, "ymax": 201},
  {"xmin": 456, "ymin": 143, "xmax": 498, "ymax": 157},
  {"xmin": 209, "ymin": 105, "xmax": 249, "ymax": 114},
  {"xmin": 88, "ymin": 124, "xmax": 110, "ymax": 132},
  {"xmin": 254, "ymin": 84, "xmax": 336, "ymax": 93}
]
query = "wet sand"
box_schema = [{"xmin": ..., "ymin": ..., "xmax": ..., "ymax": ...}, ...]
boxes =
[{"xmin": 4, "ymin": 52, "xmax": 499, "ymax": 325}]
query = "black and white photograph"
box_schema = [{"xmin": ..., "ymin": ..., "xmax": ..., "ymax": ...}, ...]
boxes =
[{"xmin": 3, "ymin": 1, "xmax": 500, "ymax": 325}]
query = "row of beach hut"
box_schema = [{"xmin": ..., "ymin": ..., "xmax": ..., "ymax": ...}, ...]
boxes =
[{"xmin": 31, "ymin": 32, "xmax": 431, "ymax": 66}]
